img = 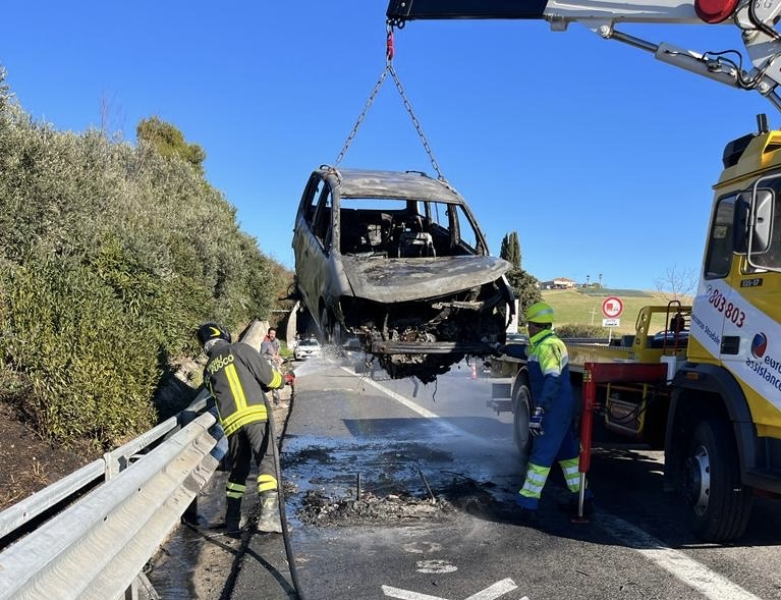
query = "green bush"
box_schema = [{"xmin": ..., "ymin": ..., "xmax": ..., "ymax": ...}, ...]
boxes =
[
  {"xmin": 0, "ymin": 71, "xmax": 293, "ymax": 446},
  {"xmin": 1, "ymin": 256, "xmax": 158, "ymax": 446}
]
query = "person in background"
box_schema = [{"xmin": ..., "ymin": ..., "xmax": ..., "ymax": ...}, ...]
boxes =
[
  {"xmin": 670, "ymin": 312, "xmax": 687, "ymax": 333},
  {"xmin": 498, "ymin": 302, "xmax": 592, "ymax": 523},
  {"xmin": 197, "ymin": 322, "xmax": 291, "ymax": 535},
  {"xmin": 261, "ymin": 327, "xmax": 284, "ymax": 405}
]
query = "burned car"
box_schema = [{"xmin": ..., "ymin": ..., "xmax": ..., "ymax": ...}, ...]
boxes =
[{"xmin": 292, "ymin": 166, "xmax": 515, "ymax": 383}]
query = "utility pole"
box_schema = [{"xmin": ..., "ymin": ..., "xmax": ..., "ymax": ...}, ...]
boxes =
[
  {"xmin": 599, "ymin": 273, "xmax": 603, "ymax": 287},
  {"xmin": 590, "ymin": 307, "xmax": 596, "ymax": 325}
]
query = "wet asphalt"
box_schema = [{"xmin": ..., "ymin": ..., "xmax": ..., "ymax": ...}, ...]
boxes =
[{"xmin": 149, "ymin": 357, "xmax": 781, "ymax": 600}]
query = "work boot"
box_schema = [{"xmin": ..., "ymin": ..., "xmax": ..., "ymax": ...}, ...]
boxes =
[
  {"xmin": 517, "ymin": 507, "xmax": 538, "ymax": 525},
  {"xmin": 224, "ymin": 497, "xmax": 244, "ymax": 535},
  {"xmin": 514, "ymin": 495, "xmax": 538, "ymax": 524},
  {"xmin": 257, "ymin": 491, "xmax": 283, "ymax": 533}
]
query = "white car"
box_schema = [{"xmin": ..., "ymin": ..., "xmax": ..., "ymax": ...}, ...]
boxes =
[{"xmin": 294, "ymin": 338, "xmax": 322, "ymax": 360}]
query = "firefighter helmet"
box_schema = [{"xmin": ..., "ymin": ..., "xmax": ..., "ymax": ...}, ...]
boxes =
[
  {"xmin": 525, "ymin": 301, "xmax": 555, "ymax": 324},
  {"xmin": 197, "ymin": 322, "xmax": 231, "ymax": 346}
]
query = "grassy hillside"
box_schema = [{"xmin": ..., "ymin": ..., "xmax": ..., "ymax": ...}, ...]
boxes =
[{"xmin": 541, "ymin": 288, "xmax": 692, "ymax": 336}]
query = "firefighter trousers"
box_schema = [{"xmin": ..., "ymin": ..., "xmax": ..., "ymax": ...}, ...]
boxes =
[{"xmin": 225, "ymin": 420, "xmax": 278, "ymax": 503}]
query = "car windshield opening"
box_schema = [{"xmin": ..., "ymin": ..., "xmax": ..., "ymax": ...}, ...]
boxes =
[{"xmin": 338, "ymin": 197, "xmax": 478, "ymax": 258}]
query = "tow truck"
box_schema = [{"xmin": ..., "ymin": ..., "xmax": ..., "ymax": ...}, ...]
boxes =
[{"xmin": 386, "ymin": 0, "xmax": 781, "ymax": 541}]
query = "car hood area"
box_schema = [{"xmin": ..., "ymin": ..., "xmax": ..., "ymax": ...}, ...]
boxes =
[{"xmin": 342, "ymin": 255, "xmax": 511, "ymax": 303}]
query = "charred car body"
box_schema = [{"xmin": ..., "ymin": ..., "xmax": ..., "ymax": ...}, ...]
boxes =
[{"xmin": 292, "ymin": 166, "xmax": 514, "ymax": 383}]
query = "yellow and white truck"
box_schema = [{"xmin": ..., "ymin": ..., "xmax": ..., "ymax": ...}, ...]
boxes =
[{"xmin": 387, "ymin": 0, "xmax": 781, "ymax": 542}]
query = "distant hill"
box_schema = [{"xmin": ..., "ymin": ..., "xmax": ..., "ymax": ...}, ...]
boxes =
[{"xmin": 541, "ymin": 288, "xmax": 692, "ymax": 335}]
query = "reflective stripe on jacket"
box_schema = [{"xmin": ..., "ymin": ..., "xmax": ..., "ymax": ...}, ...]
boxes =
[
  {"xmin": 204, "ymin": 341, "xmax": 284, "ymax": 436},
  {"xmin": 526, "ymin": 329, "xmax": 572, "ymax": 412}
]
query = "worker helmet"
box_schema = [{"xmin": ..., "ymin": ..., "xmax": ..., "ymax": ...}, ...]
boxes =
[
  {"xmin": 525, "ymin": 301, "xmax": 555, "ymax": 324},
  {"xmin": 197, "ymin": 322, "xmax": 231, "ymax": 347}
]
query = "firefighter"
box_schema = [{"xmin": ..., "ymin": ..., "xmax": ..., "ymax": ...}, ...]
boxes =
[
  {"xmin": 502, "ymin": 302, "xmax": 591, "ymax": 522},
  {"xmin": 197, "ymin": 322, "xmax": 292, "ymax": 535}
]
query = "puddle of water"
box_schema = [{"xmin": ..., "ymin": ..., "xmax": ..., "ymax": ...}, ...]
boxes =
[{"xmin": 288, "ymin": 358, "xmax": 333, "ymax": 377}]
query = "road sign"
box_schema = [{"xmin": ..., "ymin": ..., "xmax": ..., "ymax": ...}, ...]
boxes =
[
  {"xmin": 603, "ymin": 318, "xmax": 621, "ymax": 327},
  {"xmin": 602, "ymin": 296, "xmax": 624, "ymax": 319}
]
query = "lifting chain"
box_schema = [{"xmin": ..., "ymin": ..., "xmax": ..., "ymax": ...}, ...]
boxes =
[{"xmin": 335, "ymin": 22, "xmax": 446, "ymax": 182}]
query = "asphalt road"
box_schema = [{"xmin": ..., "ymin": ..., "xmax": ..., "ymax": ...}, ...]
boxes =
[{"xmin": 149, "ymin": 357, "xmax": 781, "ymax": 600}]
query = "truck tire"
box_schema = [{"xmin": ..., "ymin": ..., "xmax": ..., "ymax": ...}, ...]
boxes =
[
  {"xmin": 513, "ymin": 382, "xmax": 532, "ymax": 463},
  {"xmin": 683, "ymin": 418, "xmax": 753, "ymax": 542}
]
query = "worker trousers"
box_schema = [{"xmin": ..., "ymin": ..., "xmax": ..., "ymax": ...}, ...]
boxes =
[
  {"xmin": 225, "ymin": 420, "xmax": 278, "ymax": 504},
  {"xmin": 518, "ymin": 399, "xmax": 584, "ymax": 511}
]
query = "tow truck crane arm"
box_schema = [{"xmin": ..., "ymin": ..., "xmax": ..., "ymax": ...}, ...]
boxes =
[{"xmin": 386, "ymin": 0, "xmax": 781, "ymax": 111}]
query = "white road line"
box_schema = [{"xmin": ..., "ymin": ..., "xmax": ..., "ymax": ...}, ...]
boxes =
[
  {"xmin": 600, "ymin": 513, "xmax": 762, "ymax": 600},
  {"xmin": 381, "ymin": 586, "xmax": 449, "ymax": 600},
  {"xmin": 342, "ymin": 367, "xmax": 472, "ymax": 439},
  {"xmin": 382, "ymin": 578, "xmax": 521, "ymax": 600},
  {"xmin": 464, "ymin": 578, "xmax": 519, "ymax": 600}
]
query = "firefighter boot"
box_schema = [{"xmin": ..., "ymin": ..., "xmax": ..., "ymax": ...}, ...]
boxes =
[
  {"xmin": 225, "ymin": 497, "xmax": 244, "ymax": 535},
  {"xmin": 257, "ymin": 491, "xmax": 283, "ymax": 533}
]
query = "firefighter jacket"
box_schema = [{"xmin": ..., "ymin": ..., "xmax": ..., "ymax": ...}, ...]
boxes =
[{"xmin": 203, "ymin": 341, "xmax": 284, "ymax": 436}]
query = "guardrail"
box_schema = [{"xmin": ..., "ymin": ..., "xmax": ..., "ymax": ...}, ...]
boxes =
[
  {"xmin": 0, "ymin": 320, "xmax": 270, "ymax": 600},
  {"xmin": 0, "ymin": 392, "xmax": 221, "ymax": 600}
]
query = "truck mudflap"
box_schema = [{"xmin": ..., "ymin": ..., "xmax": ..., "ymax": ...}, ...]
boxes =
[{"xmin": 487, "ymin": 382, "xmax": 513, "ymax": 414}]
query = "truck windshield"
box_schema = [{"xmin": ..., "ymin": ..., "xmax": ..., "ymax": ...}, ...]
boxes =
[{"xmin": 704, "ymin": 197, "xmax": 735, "ymax": 279}]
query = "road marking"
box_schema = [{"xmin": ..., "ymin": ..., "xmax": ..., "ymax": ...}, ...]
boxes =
[
  {"xmin": 600, "ymin": 513, "xmax": 762, "ymax": 600},
  {"xmin": 382, "ymin": 578, "xmax": 522, "ymax": 600},
  {"xmin": 344, "ymin": 367, "xmax": 487, "ymax": 443},
  {"xmin": 343, "ymin": 367, "xmax": 441, "ymax": 419}
]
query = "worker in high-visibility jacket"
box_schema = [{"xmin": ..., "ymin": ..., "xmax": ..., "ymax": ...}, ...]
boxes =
[
  {"xmin": 502, "ymin": 302, "xmax": 591, "ymax": 522},
  {"xmin": 197, "ymin": 322, "xmax": 291, "ymax": 535}
]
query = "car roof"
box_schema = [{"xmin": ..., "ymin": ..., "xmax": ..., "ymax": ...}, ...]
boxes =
[{"xmin": 319, "ymin": 167, "xmax": 465, "ymax": 204}]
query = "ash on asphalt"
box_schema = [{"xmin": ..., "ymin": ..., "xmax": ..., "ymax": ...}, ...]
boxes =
[{"xmin": 284, "ymin": 438, "xmax": 503, "ymax": 527}]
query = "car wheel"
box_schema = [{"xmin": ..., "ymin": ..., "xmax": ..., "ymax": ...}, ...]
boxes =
[{"xmin": 683, "ymin": 418, "xmax": 753, "ymax": 542}]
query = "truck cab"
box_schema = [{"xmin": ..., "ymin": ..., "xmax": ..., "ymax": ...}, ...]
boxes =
[{"xmin": 387, "ymin": 0, "xmax": 781, "ymax": 542}]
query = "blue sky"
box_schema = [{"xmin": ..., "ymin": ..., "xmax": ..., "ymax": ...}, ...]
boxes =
[{"xmin": 2, "ymin": 1, "xmax": 774, "ymax": 291}]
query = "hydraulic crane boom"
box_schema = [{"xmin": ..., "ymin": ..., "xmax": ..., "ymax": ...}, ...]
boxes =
[{"xmin": 386, "ymin": 0, "xmax": 781, "ymax": 111}]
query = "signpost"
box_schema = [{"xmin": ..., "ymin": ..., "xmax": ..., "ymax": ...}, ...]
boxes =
[{"xmin": 602, "ymin": 296, "xmax": 624, "ymax": 343}]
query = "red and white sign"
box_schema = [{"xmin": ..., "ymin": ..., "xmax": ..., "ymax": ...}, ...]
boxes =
[{"xmin": 602, "ymin": 296, "xmax": 624, "ymax": 319}]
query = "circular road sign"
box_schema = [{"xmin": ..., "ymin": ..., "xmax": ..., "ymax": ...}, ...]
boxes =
[{"xmin": 602, "ymin": 296, "xmax": 624, "ymax": 319}]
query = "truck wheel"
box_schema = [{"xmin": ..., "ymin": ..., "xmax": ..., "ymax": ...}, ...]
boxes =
[
  {"xmin": 683, "ymin": 418, "xmax": 753, "ymax": 542},
  {"xmin": 513, "ymin": 383, "xmax": 532, "ymax": 463}
]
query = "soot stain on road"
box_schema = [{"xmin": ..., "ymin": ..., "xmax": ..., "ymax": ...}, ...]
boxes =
[{"xmin": 283, "ymin": 439, "xmax": 501, "ymax": 527}]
